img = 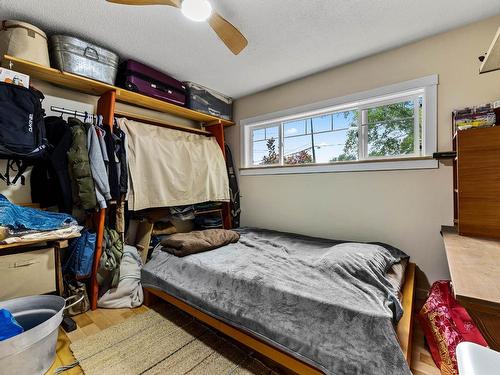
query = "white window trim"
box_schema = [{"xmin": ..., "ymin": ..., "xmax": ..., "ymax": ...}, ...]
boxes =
[{"xmin": 240, "ymin": 75, "xmax": 438, "ymax": 175}]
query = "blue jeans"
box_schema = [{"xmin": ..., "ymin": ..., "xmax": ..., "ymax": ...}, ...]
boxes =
[{"xmin": 0, "ymin": 194, "xmax": 76, "ymax": 231}]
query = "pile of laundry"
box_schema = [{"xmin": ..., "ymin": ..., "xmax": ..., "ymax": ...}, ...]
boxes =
[{"xmin": 0, "ymin": 194, "xmax": 81, "ymax": 245}]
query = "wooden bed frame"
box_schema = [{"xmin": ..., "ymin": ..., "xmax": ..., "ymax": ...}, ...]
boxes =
[{"xmin": 145, "ymin": 262, "xmax": 416, "ymax": 375}]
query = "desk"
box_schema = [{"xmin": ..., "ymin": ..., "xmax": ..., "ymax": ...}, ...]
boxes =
[{"xmin": 441, "ymin": 226, "xmax": 500, "ymax": 350}]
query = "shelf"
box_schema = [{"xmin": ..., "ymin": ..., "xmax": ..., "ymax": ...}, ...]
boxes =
[
  {"xmin": 3, "ymin": 55, "xmax": 234, "ymax": 127},
  {"xmin": 0, "ymin": 233, "xmax": 80, "ymax": 251}
]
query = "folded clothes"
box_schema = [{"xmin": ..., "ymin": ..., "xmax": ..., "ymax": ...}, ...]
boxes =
[
  {"xmin": 1, "ymin": 225, "xmax": 83, "ymax": 244},
  {"xmin": 194, "ymin": 201, "xmax": 222, "ymax": 211},
  {"xmin": 169, "ymin": 205, "xmax": 195, "ymax": 221},
  {"xmin": 194, "ymin": 216, "xmax": 223, "ymax": 229},
  {"xmin": 161, "ymin": 229, "xmax": 240, "ymax": 257},
  {"xmin": 0, "ymin": 194, "xmax": 77, "ymax": 232},
  {"xmin": 152, "ymin": 221, "xmax": 177, "ymax": 236}
]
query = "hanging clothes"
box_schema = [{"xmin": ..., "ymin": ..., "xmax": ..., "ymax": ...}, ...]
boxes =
[
  {"xmin": 118, "ymin": 118, "xmax": 229, "ymax": 211},
  {"xmin": 114, "ymin": 123, "xmax": 128, "ymax": 196},
  {"xmin": 102, "ymin": 124, "xmax": 120, "ymax": 201},
  {"xmin": 85, "ymin": 123, "xmax": 111, "ymax": 209},
  {"xmin": 31, "ymin": 116, "xmax": 73, "ymax": 213},
  {"xmin": 67, "ymin": 117, "xmax": 97, "ymax": 210}
]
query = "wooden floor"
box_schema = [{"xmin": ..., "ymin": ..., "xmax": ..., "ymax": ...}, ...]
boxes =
[{"xmin": 45, "ymin": 302, "xmax": 441, "ymax": 375}]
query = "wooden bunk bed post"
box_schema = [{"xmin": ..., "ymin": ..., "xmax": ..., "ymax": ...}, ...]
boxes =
[
  {"xmin": 90, "ymin": 90, "xmax": 116, "ymax": 310},
  {"xmin": 206, "ymin": 120, "xmax": 232, "ymax": 229}
]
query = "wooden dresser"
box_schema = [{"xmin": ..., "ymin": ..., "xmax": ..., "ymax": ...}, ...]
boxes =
[{"xmin": 441, "ymin": 226, "xmax": 500, "ymax": 350}]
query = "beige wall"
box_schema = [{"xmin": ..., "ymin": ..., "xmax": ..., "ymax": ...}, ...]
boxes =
[{"xmin": 227, "ymin": 15, "xmax": 500, "ymax": 283}]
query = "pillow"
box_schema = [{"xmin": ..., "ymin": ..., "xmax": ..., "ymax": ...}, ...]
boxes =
[
  {"xmin": 418, "ymin": 280, "xmax": 488, "ymax": 375},
  {"xmin": 386, "ymin": 258, "xmax": 408, "ymax": 298}
]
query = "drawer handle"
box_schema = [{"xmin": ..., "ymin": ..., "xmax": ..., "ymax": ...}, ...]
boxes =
[{"xmin": 12, "ymin": 260, "xmax": 38, "ymax": 268}]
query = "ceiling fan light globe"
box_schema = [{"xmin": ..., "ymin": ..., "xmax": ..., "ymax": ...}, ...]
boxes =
[{"xmin": 181, "ymin": 0, "xmax": 212, "ymax": 22}]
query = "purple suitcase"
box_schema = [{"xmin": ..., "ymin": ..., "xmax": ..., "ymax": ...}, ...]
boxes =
[{"xmin": 117, "ymin": 60, "xmax": 186, "ymax": 106}]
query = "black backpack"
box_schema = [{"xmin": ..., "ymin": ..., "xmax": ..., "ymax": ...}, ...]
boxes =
[{"xmin": 0, "ymin": 82, "xmax": 48, "ymax": 185}]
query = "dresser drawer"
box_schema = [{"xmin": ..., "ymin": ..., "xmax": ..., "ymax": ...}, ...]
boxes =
[{"xmin": 0, "ymin": 247, "xmax": 56, "ymax": 300}]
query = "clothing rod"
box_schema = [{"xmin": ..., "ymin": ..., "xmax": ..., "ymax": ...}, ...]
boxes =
[
  {"xmin": 114, "ymin": 109, "xmax": 213, "ymax": 137},
  {"xmin": 50, "ymin": 106, "xmax": 93, "ymax": 118}
]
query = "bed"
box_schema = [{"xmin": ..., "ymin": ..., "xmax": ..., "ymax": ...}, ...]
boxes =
[{"xmin": 142, "ymin": 227, "xmax": 415, "ymax": 375}]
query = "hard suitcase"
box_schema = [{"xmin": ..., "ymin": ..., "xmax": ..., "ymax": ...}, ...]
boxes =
[
  {"xmin": 117, "ymin": 59, "xmax": 186, "ymax": 106},
  {"xmin": 50, "ymin": 35, "xmax": 119, "ymax": 85},
  {"xmin": 185, "ymin": 82, "xmax": 233, "ymax": 120}
]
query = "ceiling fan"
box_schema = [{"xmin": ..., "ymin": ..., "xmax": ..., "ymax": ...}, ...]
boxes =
[{"xmin": 106, "ymin": 0, "xmax": 248, "ymax": 55}]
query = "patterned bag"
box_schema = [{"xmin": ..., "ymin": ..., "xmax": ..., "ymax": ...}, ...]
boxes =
[{"xmin": 418, "ymin": 281, "xmax": 488, "ymax": 375}]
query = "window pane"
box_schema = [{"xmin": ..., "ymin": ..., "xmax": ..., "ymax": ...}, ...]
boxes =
[
  {"xmin": 314, "ymin": 128, "xmax": 358, "ymax": 163},
  {"xmin": 333, "ymin": 110, "xmax": 356, "ymax": 130},
  {"xmin": 252, "ymin": 128, "xmax": 265, "ymax": 141},
  {"xmin": 266, "ymin": 126, "xmax": 279, "ymax": 139},
  {"xmin": 312, "ymin": 115, "xmax": 332, "ymax": 133},
  {"xmin": 367, "ymin": 100, "xmax": 414, "ymax": 124},
  {"xmin": 283, "ymin": 134, "xmax": 313, "ymax": 165},
  {"xmin": 252, "ymin": 125, "xmax": 280, "ymax": 165},
  {"xmin": 284, "ymin": 119, "xmax": 307, "ymax": 137},
  {"xmin": 367, "ymin": 118, "xmax": 414, "ymax": 157},
  {"xmin": 364, "ymin": 99, "xmax": 419, "ymax": 157}
]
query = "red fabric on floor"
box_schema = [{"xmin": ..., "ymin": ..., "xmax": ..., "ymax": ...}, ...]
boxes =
[{"xmin": 418, "ymin": 280, "xmax": 488, "ymax": 375}]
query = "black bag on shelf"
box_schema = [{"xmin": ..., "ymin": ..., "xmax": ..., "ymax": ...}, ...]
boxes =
[{"xmin": 0, "ymin": 82, "xmax": 48, "ymax": 184}]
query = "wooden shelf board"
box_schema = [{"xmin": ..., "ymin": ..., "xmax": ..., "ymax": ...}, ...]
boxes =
[
  {"xmin": 3, "ymin": 55, "xmax": 234, "ymax": 127},
  {"xmin": 0, "ymin": 233, "xmax": 80, "ymax": 251}
]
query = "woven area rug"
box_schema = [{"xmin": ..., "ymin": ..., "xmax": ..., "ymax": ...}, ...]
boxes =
[{"xmin": 69, "ymin": 305, "xmax": 276, "ymax": 375}]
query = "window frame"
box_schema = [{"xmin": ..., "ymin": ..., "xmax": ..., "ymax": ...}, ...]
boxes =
[{"xmin": 240, "ymin": 75, "xmax": 438, "ymax": 175}]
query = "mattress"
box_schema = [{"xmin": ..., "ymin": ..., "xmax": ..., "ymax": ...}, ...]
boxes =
[{"xmin": 142, "ymin": 227, "xmax": 411, "ymax": 375}]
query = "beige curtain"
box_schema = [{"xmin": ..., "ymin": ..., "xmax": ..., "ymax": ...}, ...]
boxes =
[{"xmin": 119, "ymin": 118, "xmax": 229, "ymax": 211}]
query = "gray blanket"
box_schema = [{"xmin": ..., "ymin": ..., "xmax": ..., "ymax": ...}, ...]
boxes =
[{"xmin": 142, "ymin": 228, "xmax": 411, "ymax": 375}]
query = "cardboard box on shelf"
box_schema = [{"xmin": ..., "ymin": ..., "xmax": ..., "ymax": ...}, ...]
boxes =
[{"xmin": 0, "ymin": 67, "xmax": 30, "ymax": 88}]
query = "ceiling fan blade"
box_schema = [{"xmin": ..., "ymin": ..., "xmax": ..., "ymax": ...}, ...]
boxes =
[
  {"xmin": 106, "ymin": 0, "xmax": 180, "ymax": 7},
  {"xmin": 208, "ymin": 12, "xmax": 248, "ymax": 55}
]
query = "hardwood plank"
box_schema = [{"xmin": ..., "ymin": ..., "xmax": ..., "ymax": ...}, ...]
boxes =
[
  {"xmin": 85, "ymin": 309, "xmax": 115, "ymax": 330},
  {"xmin": 72, "ymin": 312, "xmax": 93, "ymax": 328}
]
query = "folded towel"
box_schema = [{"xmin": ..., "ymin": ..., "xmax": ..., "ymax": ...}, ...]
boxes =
[{"xmin": 161, "ymin": 229, "xmax": 240, "ymax": 257}]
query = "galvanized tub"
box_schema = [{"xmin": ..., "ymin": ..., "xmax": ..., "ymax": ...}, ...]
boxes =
[
  {"xmin": 50, "ymin": 35, "xmax": 119, "ymax": 85},
  {"xmin": 0, "ymin": 295, "xmax": 68, "ymax": 375}
]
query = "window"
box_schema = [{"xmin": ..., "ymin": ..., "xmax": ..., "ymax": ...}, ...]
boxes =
[{"xmin": 241, "ymin": 75, "xmax": 437, "ymax": 175}]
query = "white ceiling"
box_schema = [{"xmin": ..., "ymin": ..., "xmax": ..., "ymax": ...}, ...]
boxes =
[{"xmin": 2, "ymin": 0, "xmax": 500, "ymax": 98}]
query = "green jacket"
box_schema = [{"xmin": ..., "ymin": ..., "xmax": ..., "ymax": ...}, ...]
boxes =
[{"xmin": 67, "ymin": 118, "xmax": 97, "ymax": 210}]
